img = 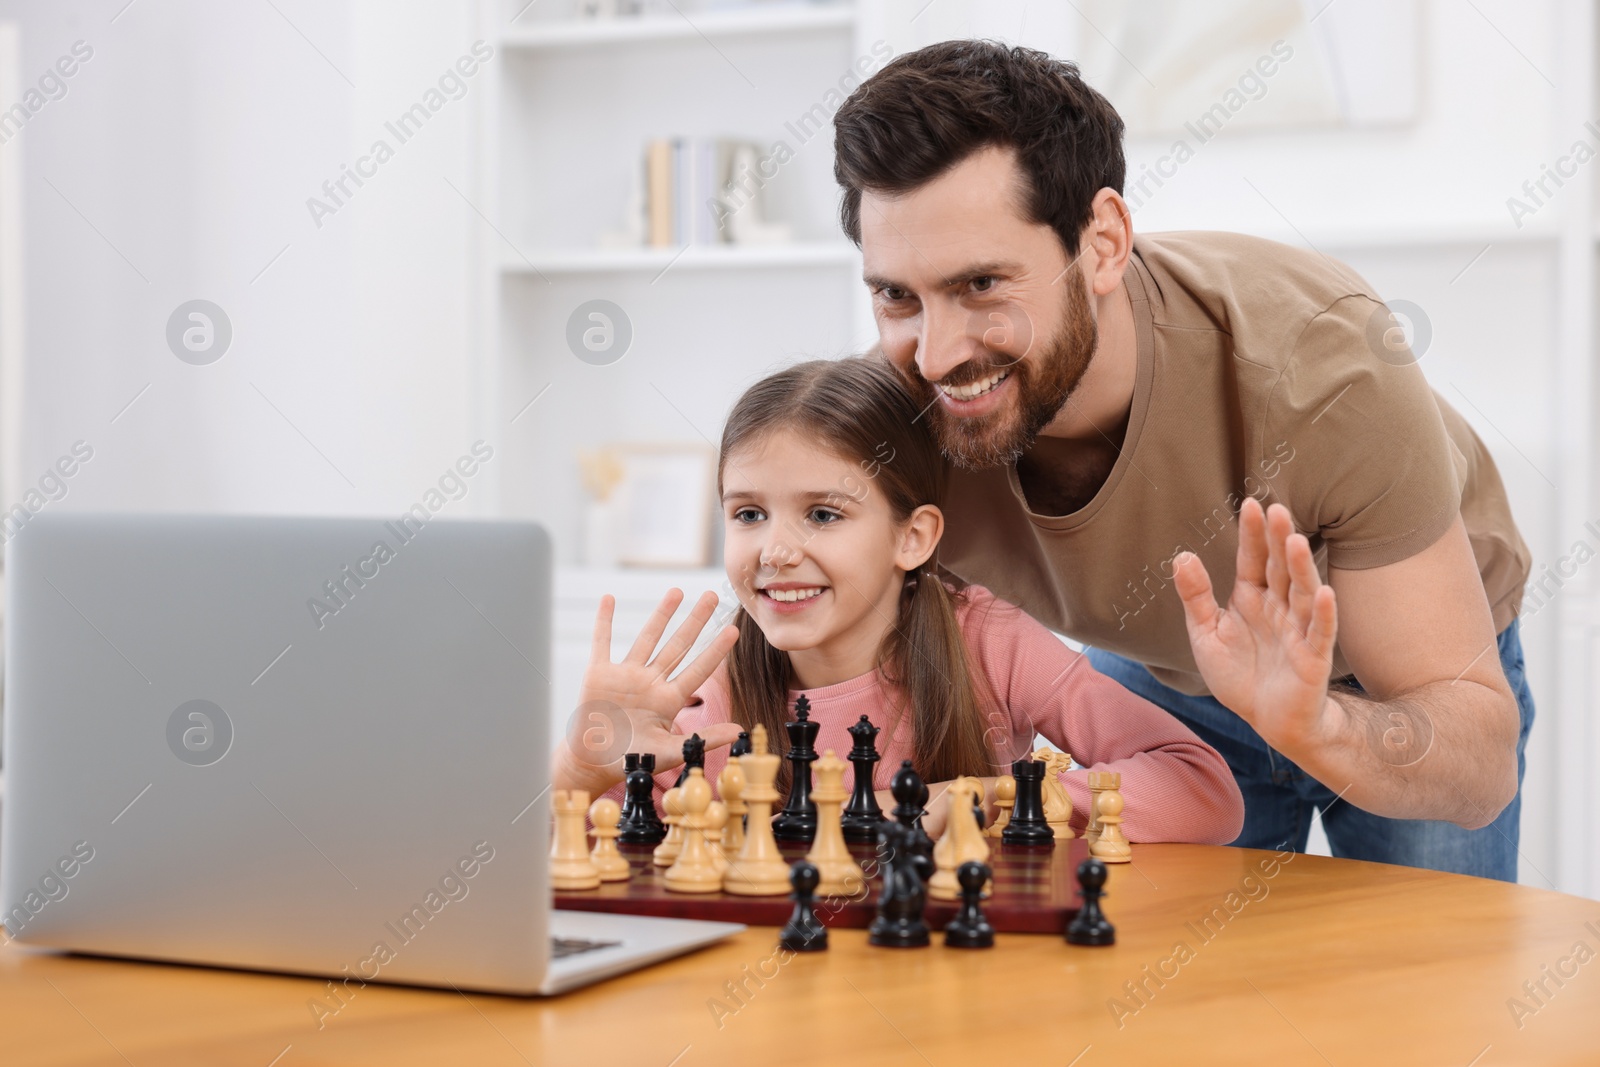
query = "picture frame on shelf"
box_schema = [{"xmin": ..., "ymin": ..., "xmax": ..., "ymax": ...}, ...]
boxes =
[{"xmin": 608, "ymin": 442, "xmax": 718, "ymax": 568}]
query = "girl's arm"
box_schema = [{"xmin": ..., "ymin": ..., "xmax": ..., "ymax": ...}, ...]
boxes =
[{"xmin": 966, "ymin": 589, "xmax": 1245, "ymax": 844}]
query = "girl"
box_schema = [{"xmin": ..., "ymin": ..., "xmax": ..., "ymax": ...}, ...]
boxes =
[{"xmin": 553, "ymin": 357, "xmax": 1243, "ymax": 841}]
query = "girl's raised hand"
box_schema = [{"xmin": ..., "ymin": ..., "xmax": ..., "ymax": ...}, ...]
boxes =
[{"xmin": 555, "ymin": 588, "xmax": 742, "ymax": 794}]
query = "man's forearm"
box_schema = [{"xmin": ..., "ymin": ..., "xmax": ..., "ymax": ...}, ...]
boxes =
[{"xmin": 1277, "ymin": 681, "xmax": 1520, "ymax": 828}]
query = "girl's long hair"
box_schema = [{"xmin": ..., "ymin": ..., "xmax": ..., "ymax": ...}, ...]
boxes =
[{"xmin": 719, "ymin": 356, "xmax": 996, "ymax": 791}]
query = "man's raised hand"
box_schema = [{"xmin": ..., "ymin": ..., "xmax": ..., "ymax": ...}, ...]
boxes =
[{"xmin": 1171, "ymin": 498, "xmax": 1341, "ymax": 755}]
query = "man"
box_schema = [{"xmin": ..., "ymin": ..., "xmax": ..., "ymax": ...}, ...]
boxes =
[{"xmin": 834, "ymin": 41, "xmax": 1533, "ymax": 880}]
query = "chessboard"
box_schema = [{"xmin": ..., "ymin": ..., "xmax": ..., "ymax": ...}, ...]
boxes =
[{"xmin": 554, "ymin": 838, "xmax": 1089, "ymax": 934}]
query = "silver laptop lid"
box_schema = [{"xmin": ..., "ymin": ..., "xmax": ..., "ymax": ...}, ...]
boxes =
[{"xmin": 2, "ymin": 513, "xmax": 551, "ymax": 994}]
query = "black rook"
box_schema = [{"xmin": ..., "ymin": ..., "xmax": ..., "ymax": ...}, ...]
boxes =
[
  {"xmin": 1001, "ymin": 758, "xmax": 1054, "ymax": 846},
  {"xmin": 616, "ymin": 753, "xmax": 666, "ymax": 845}
]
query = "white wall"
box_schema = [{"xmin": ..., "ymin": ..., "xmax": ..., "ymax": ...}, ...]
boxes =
[{"xmin": 0, "ymin": 0, "xmax": 485, "ymax": 520}]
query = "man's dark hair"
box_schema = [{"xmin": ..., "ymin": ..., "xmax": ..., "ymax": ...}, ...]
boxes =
[{"xmin": 834, "ymin": 40, "xmax": 1126, "ymax": 258}]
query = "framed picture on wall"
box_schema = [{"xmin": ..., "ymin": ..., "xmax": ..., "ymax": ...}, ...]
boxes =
[{"xmin": 611, "ymin": 442, "xmax": 717, "ymax": 568}]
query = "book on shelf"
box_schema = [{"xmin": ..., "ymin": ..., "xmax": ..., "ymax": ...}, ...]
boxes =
[
  {"xmin": 640, "ymin": 136, "xmax": 790, "ymax": 248},
  {"xmin": 646, "ymin": 139, "xmax": 674, "ymax": 247}
]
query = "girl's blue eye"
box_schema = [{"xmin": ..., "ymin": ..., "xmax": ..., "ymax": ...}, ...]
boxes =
[
  {"xmin": 809, "ymin": 508, "xmax": 840, "ymax": 525},
  {"xmin": 733, "ymin": 507, "xmax": 763, "ymax": 523}
]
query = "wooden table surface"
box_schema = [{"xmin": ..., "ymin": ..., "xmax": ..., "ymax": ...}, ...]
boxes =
[{"xmin": 5, "ymin": 843, "xmax": 1599, "ymax": 1066}]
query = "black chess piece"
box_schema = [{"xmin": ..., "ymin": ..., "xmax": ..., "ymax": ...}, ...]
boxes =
[
  {"xmin": 778, "ymin": 860, "xmax": 829, "ymax": 952},
  {"xmin": 841, "ymin": 715, "xmax": 886, "ymax": 844},
  {"xmin": 971, "ymin": 788, "xmax": 987, "ymax": 831},
  {"xmin": 944, "ymin": 861, "xmax": 996, "ymax": 948},
  {"xmin": 868, "ymin": 821, "xmax": 931, "ymax": 948},
  {"xmin": 772, "ymin": 695, "xmax": 819, "ymax": 842},
  {"xmin": 730, "ymin": 731, "xmax": 752, "ymax": 758},
  {"xmin": 889, "ymin": 760, "xmax": 934, "ymax": 873},
  {"xmin": 673, "ymin": 733, "xmax": 706, "ymax": 788},
  {"xmin": 616, "ymin": 754, "xmax": 667, "ymax": 845},
  {"xmin": 1066, "ymin": 857, "xmax": 1116, "ymax": 946},
  {"xmin": 617, "ymin": 753, "xmax": 642, "ymax": 825},
  {"xmin": 1001, "ymin": 758, "xmax": 1055, "ymax": 847}
]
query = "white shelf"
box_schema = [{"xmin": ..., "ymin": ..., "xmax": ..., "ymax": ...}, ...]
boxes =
[
  {"xmin": 502, "ymin": 241, "xmax": 859, "ymax": 274},
  {"xmin": 1160, "ymin": 220, "xmax": 1564, "ymax": 252},
  {"xmin": 1304, "ymin": 221, "xmax": 1563, "ymax": 249},
  {"xmin": 500, "ymin": 3, "xmax": 855, "ymax": 49},
  {"xmin": 556, "ymin": 564, "xmax": 727, "ymax": 600}
]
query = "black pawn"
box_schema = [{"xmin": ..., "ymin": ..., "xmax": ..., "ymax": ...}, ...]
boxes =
[
  {"xmin": 673, "ymin": 733, "xmax": 706, "ymax": 788},
  {"xmin": 730, "ymin": 731, "xmax": 752, "ymax": 759},
  {"xmin": 889, "ymin": 761, "xmax": 934, "ymax": 873},
  {"xmin": 944, "ymin": 861, "xmax": 995, "ymax": 949},
  {"xmin": 772, "ymin": 695, "xmax": 819, "ymax": 843},
  {"xmin": 617, "ymin": 753, "xmax": 642, "ymax": 825},
  {"xmin": 1066, "ymin": 857, "xmax": 1116, "ymax": 946},
  {"xmin": 868, "ymin": 821, "xmax": 931, "ymax": 948},
  {"xmin": 1001, "ymin": 758, "xmax": 1055, "ymax": 847},
  {"xmin": 841, "ymin": 715, "xmax": 886, "ymax": 844},
  {"xmin": 616, "ymin": 755, "xmax": 666, "ymax": 845},
  {"xmin": 778, "ymin": 861, "xmax": 828, "ymax": 952}
]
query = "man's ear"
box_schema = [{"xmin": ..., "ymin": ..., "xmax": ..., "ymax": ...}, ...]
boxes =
[
  {"xmin": 895, "ymin": 504, "xmax": 945, "ymax": 571},
  {"xmin": 1081, "ymin": 188, "xmax": 1133, "ymax": 297}
]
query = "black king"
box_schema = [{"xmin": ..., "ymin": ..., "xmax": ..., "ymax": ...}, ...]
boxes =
[{"xmin": 771, "ymin": 694, "xmax": 819, "ymax": 842}]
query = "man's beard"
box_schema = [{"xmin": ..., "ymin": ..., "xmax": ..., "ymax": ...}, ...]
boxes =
[{"xmin": 910, "ymin": 263, "xmax": 1098, "ymax": 472}]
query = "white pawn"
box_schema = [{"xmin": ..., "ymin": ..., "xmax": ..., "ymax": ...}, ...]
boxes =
[
  {"xmin": 706, "ymin": 800, "xmax": 729, "ymax": 874},
  {"xmin": 587, "ymin": 797, "xmax": 631, "ymax": 882},
  {"xmin": 985, "ymin": 775, "xmax": 1015, "ymax": 839},
  {"xmin": 1089, "ymin": 789, "xmax": 1132, "ymax": 864},
  {"xmin": 1085, "ymin": 770, "xmax": 1120, "ymax": 851},
  {"xmin": 664, "ymin": 769, "xmax": 723, "ymax": 893},
  {"xmin": 719, "ymin": 761, "xmax": 747, "ymax": 857}
]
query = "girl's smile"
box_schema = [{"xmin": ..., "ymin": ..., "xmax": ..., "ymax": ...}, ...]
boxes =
[{"xmin": 757, "ymin": 583, "xmax": 831, "ymax": 613}]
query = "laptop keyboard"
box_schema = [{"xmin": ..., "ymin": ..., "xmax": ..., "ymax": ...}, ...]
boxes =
[{"xmin": 551, "ymin": 936, "xmax": 621, "ymax": 960}]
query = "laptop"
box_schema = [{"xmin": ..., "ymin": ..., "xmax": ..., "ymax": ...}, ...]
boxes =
[{"xmin": 1, "ymin": 512, "xmax": 741, "ymax": 996}]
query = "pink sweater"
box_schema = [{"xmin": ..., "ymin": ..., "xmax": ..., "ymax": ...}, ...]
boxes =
[{"xmin": 605, "ymin": 583, "xmax": 1243, "ymax": 843}]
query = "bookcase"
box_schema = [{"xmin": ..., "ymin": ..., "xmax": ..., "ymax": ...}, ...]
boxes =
[{"xmin": 476, "ymin": 0, "xmax": 877, "ymax": 735}]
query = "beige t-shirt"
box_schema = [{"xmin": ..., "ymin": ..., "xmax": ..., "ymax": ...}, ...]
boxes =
[{"xmin": 936, "ymin": 230, "xmax": 1532, "ymax": 697}]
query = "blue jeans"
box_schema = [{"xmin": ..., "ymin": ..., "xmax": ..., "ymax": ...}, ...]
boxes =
[{"xmin": 1086, "ymin": 619, "xmax": 1535, "ymax": 882}]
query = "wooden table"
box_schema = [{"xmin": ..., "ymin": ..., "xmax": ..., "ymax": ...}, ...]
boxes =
[{"xmin": 5, "ymin": 844, "xmax": 1599, "ymax": 1065}]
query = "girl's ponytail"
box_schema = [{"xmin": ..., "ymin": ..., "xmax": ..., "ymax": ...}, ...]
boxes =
[{"xmin": 880, "ymin": 567, "xmax": 999, "ymax": 784}]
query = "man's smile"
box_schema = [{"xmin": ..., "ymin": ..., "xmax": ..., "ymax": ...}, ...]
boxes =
[{"xmin": 938, "ymin": 366, "xmax": 1012, "ymax": 402}]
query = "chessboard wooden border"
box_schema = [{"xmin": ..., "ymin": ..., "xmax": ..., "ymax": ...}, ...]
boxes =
[{"xmin": 554, "ymin": 839, "xmax": 1090, "ymax": 934}]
